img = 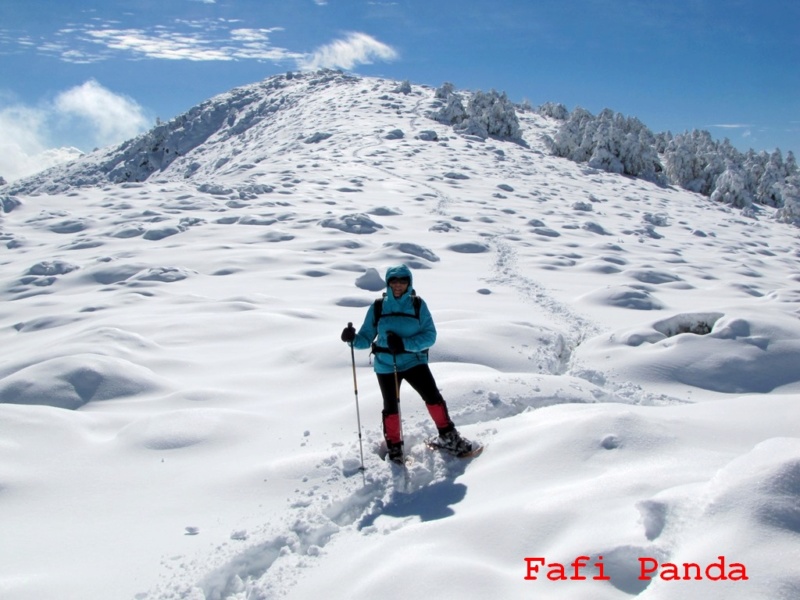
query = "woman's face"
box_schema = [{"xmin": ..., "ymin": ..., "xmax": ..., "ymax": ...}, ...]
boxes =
[{"xmin": 388, "ymin": 276, "xmax": 410, "ymax": 298}]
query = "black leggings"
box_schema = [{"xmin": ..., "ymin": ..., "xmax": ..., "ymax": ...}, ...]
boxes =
[{"xmin": 376, "ymin": 363, "xmax": 446, "ymax": 414}]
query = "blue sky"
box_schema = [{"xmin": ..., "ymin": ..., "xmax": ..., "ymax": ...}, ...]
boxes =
[{"xmin": 1, "ymin": 0, "xmax": 798, "ymax": 180}]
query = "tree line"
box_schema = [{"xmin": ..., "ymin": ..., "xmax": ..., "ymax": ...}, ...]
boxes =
[{"xmin": 539, "ymin": 103, "xmax": 799, "ymax": 224}]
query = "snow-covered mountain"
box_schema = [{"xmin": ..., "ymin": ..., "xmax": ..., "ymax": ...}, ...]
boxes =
[
  {"xmin": 1, "ymin": 71, "xmax": 799, "ymax": 600},
  {"xmin": 5, "ymin": 70, "xmax": 527, "ymax": 196}
]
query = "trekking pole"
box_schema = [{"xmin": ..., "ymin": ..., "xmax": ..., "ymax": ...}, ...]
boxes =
[
  {"xmin": 392, "ymin": 354, "xmax": 411, "ymax": 489},
  {"xmin": 393, "ymin": 354, "xmax": 405, "ymax": 453},
  {"xmin": 347, "ymin": 323, "xmax": 366, "ymax": 483}
]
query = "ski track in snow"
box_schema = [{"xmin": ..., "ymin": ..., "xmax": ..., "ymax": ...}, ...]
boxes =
[
  {"xmin": 144, "ymin": 433, "xmax": 480, "ymax": 600},
  {"xmin": 488, "ymin": 235, "xmax": 599, "ymax": 357}
]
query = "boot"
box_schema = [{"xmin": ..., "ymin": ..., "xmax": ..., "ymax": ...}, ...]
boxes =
[
  {"xmin": 436, "ymin": 429, "xmax": 473, "ymax": 456},
  {"xmin": 386, "ymin": 441, "xmax": 404, "ymax": 465}
]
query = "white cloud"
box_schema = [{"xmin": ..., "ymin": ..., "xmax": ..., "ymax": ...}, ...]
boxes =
[
  {"xmin": 44, "ymin": 20, "xmax": 302, "ymax": 63},
  {"xmin": 0, "ymin": 81, "xmax": 150, "ymax": 182},
  {"xmin": 0, "ymin": 104, "xmax": 82, "ymax": 182},
  {"xmin": 54, "ymin": 80, "xmax": 150, "ymax": 147},
  {"xmin": 14, "ymin": 20, "xmax": 387, "ymax": 69},
  {"xmin": 231, "ymin": 28, "xmax": 273, "ymax": 42},
  {"xmin": 84, "ymin": 28, "xmax": 233, "ymax": 62},
  {"xmin": 710, "ymin": 123, "xmax": 755, "ymax": 144},
  {"xmin": 299, "ymin": 32, "xmax": 398, "ymax": 71}
]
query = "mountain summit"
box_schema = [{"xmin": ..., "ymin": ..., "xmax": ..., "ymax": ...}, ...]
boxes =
[{"xmin": 6, "ymin": 70, "xmax": 532, "ymax": 196}]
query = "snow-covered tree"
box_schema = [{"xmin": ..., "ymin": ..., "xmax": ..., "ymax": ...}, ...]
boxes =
[
  {"xmin": 756, "ymin": 150, "xmax": 786, "ymax": 207},
  {"xmin": 662, "ymin": 130, "xmax": 724, "ymax": 195},
  {"xmin": 462, "ymin": 90, "xmax": 522, "ymax": 141},
  {"xmin": 395, "ymin": 80, "xmax": 412, "ymax": 95},
  {"xmin": 435, "ymin": 82, "xmax": 456, "ymax": 100},
  {"xmin": 786, "ymin": 150, "xmax": 798, "ymax": 176},
  {"xmin": 537, "ymin": 102, "xmax": 569, "ymax": 121},
  {"xmin": 654, "ymin": 131, "xmax": 673, "ymax": 154},
  {"xmin": 518, "ymin": 98, "xmax": 534, "ymax": 113},
  {"xmin": 546, "ymin": 101, "xmax": 792, "ymax": 211},
  {"xmin": 549, "ymin": 107, "xmax": 661, "ymax": 181},
  {"xmin": 547, "ymin": 107, "xmax": 596, "ymax": 163},
  {"xmin": 711, "ymin": 163, "xmax": 753, "ymax": 208},
  {"xmin": 587, "ymin": 110, "xmax": 624, "ymax": 174},
  {"xmin": 431, "ymin": 88, "xmax": 522, "ymax": 142},
  {"xmin": 623, "ymin": 127, "xmax": 663, "ymax": 182},
  {"xmin": 431, "ymin": 93, "xmax": 467, "ymax": 126},
  {"xmin": 775, "ymin": 175, "xmax": 800, "ymax": 225},
  {"xmin": 742, "ymin": 150, "xmax": 767, "ymax": 198}
]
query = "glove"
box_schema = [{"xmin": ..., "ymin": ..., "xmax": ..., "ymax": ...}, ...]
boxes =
[
  {"xmin": 386, "ymin": 331, "xmax": 405, "ymax": 354},
  {"xmin": 341, "ymin": 324, "xmax": 356, "ymax": 343}
]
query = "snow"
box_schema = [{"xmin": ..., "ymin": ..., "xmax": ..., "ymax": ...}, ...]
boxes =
[{"xmin": 0, "ymin": 71, "xmax": 798, "ymax": 600}]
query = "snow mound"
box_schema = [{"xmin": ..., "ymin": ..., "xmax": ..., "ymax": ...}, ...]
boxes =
[
  {"xmin": 579, "ymin": 285, "xmax": 665, "ymax": 310},
  {"xmin": 0, "ymin": 354, "xmax": 166, "ymax": 409},
  {"xmin": 577, "ymin": 309, "xmax": 800, "ymax": 394},
  {"xmin": 117, "ymin": 409, "xmax": 266, "ymax": 451}
]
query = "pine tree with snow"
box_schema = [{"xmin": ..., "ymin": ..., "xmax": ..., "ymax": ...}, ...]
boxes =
[
  {"xmin": 663, "ymin": 130, "xmax": 724, "ymax": 196},
  {"xmin": 544, "ymin": 98, "xmax": 793, "ymax": 211},
  {"xmin": 435, "ymin": 82, "xmax": 456, "ymax": 100},
  {"xmin": 711, "ymin": 163, "xmax": 753, "ymax": 208},
  {"xmin": 459, "ymin": 90, "xmax": 522, "ymax": 141},
  {"xmin": 431, "ymin": 92, "xmax": 467, "ymax": 126},
  {"xmin": 623, "ymin": 127, "xmax": 663, "ymax": 183},
  {"xmin": 395, "ymin": 80, "xmax": 412, "ymax": 95},
  {"xmin": 548, "ymin": 106, "xmax": 596, "ymax": 163},
  {"xmin": 587, "ymin": 110, "xmax": 624, "ymax": 174},
  {"xmin": 432, "ymin": 89, "xmax": 522, "ymax": 143},
  {"xmin": 474, "ymin": 90, "xmax": 522, "ymax": 140},
  {"xmin": 757, "ymin": 150, "xmax": 786, "ymax": 207},
  {"xmin": 550, "ymin": 107, "xmax": 661, "ymax": 181},
  {"xmin": 743, "ymin": 150, "xmax": 767, "ymax": 199},
  {"xmin": 786, "ymin": 150, "xmax": 798, "ymax": 176},
  {"xmin": 654, "ymin": 131, "xmax": 673, "ymax": 154},
  {"xmin": 537, "ymin": 102, "xmax": 569, "ymax": 121},
  {"xmin": 775, "ymin": 175, "xmax": 800, "ymax": 224}
]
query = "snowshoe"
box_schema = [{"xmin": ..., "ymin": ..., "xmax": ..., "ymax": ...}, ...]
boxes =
[{"xmin": 428, "ymin": 430, "xmax": 483, "ymax": 458}]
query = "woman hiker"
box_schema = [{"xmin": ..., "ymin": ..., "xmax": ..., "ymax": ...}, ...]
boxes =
[{"xmin": 340, "ymin": 264, "xmax": 474, "ymax": 464}]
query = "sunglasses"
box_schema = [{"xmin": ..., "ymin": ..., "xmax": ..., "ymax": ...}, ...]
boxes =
[{"xmin": 388, "ymin": 277, "xmax": 410, "ymax": 284}]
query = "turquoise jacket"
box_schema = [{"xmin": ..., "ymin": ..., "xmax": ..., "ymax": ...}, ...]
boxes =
[{"xmin": 351, "ymin": 264, "xmax": 437, "ymax": 374}]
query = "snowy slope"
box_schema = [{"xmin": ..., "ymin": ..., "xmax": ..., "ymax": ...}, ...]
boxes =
[{"xmin": 0, "ymin": 71, "xmax": 798, "ymax": 600}]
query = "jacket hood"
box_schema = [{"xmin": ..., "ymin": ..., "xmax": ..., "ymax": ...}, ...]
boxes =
[{"xmin": 385, "ymin": 264, "xmax": 414, "ymax": 288}]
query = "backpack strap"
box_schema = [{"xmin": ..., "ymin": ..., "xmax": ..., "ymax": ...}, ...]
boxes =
[
  {"xmin": 373, "ymin": 292, "xmax": 422, "ymax": 327},
  {"xmin": 370, "ymin": 293, "xmax": 428, "ymax": 357},
  {"xmin": 372, "ymin": 294, "xmax": 384, "ymax": 327}
]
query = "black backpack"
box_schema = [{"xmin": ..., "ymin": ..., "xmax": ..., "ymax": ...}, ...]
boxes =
[
  {"xmin": 370, "ymin": 292, "xmax": 428, "ymax": 357},
  {"xmin": 372, "ymin": 292, "xmax": 422, "ymax": 327}
]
